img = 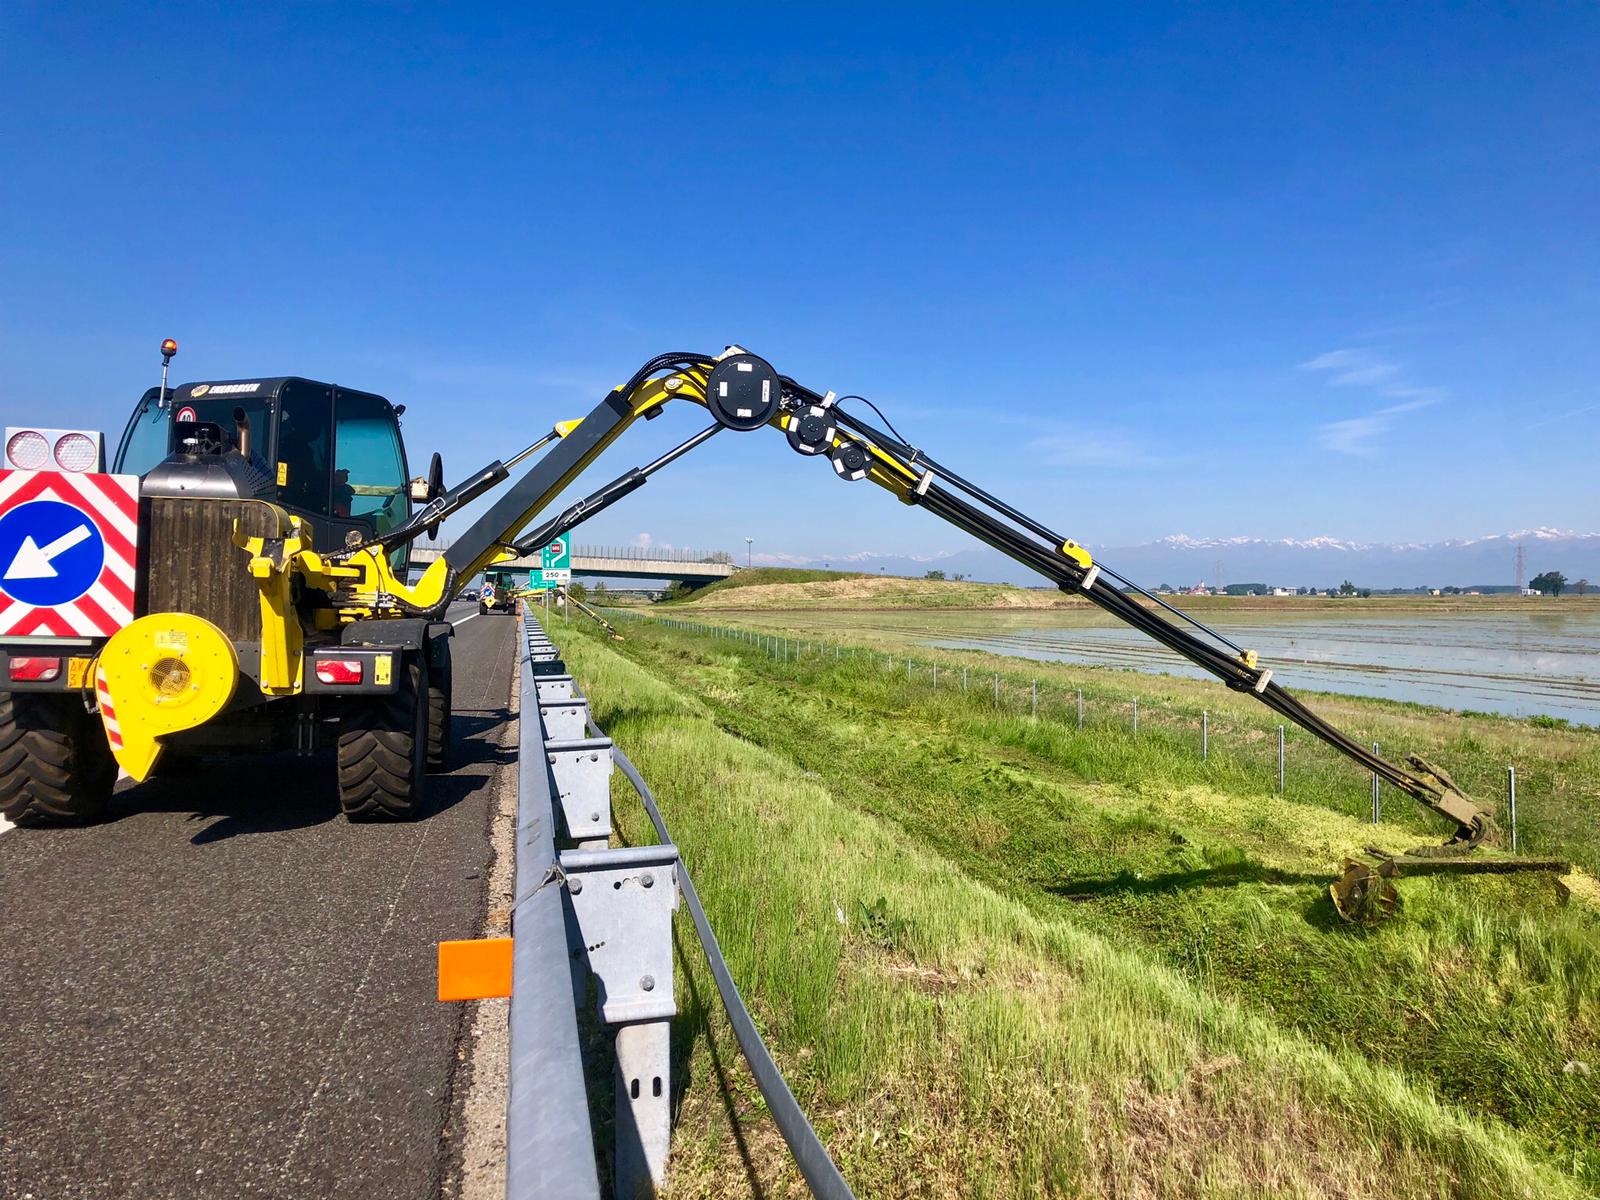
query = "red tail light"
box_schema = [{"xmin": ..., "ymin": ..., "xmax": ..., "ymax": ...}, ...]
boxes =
[
  {"xmin": 9, "ymin": 656, "xmax": 62, "ymax": 682},
  {"xmin": 315, "ymin": 659, "xmax": 364, "ymax": 685}
]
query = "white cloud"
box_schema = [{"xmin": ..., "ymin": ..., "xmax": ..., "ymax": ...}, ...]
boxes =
[
  {"xmin": 1300, "ymin": 349, "xmax": 1401, "ymax": 388},
  {"xmin": 1302, "ymin": 347, "xmax": 1447, "ymax": 455},
  {"xmin": 1316, "ymin": 395, "xmax": 1442, "ymax": 455}
]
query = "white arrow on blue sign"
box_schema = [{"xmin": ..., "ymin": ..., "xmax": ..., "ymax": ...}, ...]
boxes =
[{"xmin": 0, "ymin": 500, "xmax": 107, "ymax": 607}]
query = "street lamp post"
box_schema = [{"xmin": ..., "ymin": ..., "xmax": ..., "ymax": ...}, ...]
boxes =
[{"xmin": 744, "ymin": 536, "xmax": 752, "ymax": 567}]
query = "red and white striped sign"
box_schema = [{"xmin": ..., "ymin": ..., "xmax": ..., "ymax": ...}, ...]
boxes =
[
  {"xmin": 0, "ymin": 470, "xmax": 139, "ymax": 637},
  {"xmin": 95, "ymin": 668, "xmax": 124, "ymax": 752}
]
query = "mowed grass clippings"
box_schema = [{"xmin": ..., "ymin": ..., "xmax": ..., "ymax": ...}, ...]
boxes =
[{"xmin": 544, "ymin": 614, "xmax": 1597, "ymax": 1199}]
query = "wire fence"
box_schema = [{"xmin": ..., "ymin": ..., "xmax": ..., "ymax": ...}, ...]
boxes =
[{"xmin": 603, "ymin": 610, "xmax": 1529, "ymax": 845}]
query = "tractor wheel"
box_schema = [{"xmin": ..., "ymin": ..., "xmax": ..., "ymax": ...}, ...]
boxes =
[
  {"xmin": 337, "ymin": 655, "xmax": 428, "ymax": 821},
  {"xmin": 0, "ymin": 692, "xmax": 116, "ymax": 826},
  {"xmin": 478, "ymin": 602, "xmax": 487, "ymax": 616},
  {"xmin": 426, "ymin": 643, "xmax": 452, "ymax": 773}
]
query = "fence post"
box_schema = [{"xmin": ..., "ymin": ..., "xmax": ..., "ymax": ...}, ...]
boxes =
[
  {"xmin": 993, "ymin": 673, "xmax": 999, "ymax": 705},
  {"xmin": 932, "ymin": 665, "xmax": 937, "ymax": 687},
  {"xmin": 1508, "ymin": 766, "xmax": 1518, "ymax": 852},
  {"xmin": 1132, "ymin": 698, "xmax": 1138, "ymax": 735},
  {"xmin": 1371, "ymin": 742, "xmax": 1381, "ymax": 824},
  {"xmin": 1031, "ymin": 680, "xmax": 1037, "ymax": 719},
  {"xmin": 1277, "ymin": 726, "xmax": 1285, "ymax": 793},
  {"xmin": 1077, "ymin": 688, "xmax": 1083, "ymax": 729},
  {"xmin": 963, "ymin": 667, "xmax": 968, "ymax": 691},
  {"xmin": 1202, "ymin": 710, "xmax": 1209, "ymax": 761}
]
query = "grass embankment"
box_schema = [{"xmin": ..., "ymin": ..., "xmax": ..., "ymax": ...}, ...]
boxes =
[
  {"xmin": 545, "ymin": 614, "xmax": 1600, "ymax": 1198},
  {"xmin": 683, "ymin": 570, "xmax": 1078, "ymax": 611},
  {"xmin": 679, "ymin": 569, "xmax": 1600, "ymax": 613}
]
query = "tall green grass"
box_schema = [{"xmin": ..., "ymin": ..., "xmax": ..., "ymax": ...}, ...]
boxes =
[{"xmin": 545, "ymin": 613, "xmax": 1600, "ymax": 1197}]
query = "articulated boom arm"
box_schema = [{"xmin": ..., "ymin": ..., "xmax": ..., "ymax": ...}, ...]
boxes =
[{"xmin": 347, "ymin": 348, "xmax": 1492, "ymax": 849}]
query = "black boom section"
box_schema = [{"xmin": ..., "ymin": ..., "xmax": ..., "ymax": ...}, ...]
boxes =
[{"xmin": 442, "ymin": 388, "xmax": 635, "ymax": 576}]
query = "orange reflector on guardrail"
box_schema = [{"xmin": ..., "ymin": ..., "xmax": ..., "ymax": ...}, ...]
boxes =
[{"xmin": 437, "ymin": 937, "xmax": 513, "ymax": 1001}]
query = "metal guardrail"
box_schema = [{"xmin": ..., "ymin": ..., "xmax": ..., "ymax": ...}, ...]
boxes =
[
  {"xmin": 510, "ymin": 609, "xmax": 855, "ymax": 1200},
  {"xmin": 602, "ymin": 728, "xmax": 856, "ymax": 1200},
  {"xmin": 509, "ymin": 614, "xmax": 680, "ymax": 1199},
  {"xmin": 506, "ymin": 625, "xmax": 600, "ymax": 1198}
]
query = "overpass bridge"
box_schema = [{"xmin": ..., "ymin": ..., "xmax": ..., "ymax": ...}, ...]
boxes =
[{"xmin": 407, "ymin": 541, "xmax": 739, "ymax": 583}]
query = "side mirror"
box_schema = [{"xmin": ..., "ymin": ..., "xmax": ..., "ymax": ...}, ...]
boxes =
[
  {"xmin": 408, "ymin": 453, "xmax": 447, "ymax": 502},
  {"xmin": 424, "ymin": 451, "xmax": 445, "ymax": 539}
]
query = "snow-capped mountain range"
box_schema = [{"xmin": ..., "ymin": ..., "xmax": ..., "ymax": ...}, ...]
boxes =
[{"xmin": 762, "ymin": 529, "xmax": 1600, "ymax": 589}]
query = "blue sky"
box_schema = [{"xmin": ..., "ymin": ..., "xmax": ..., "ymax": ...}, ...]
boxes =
[{"xmin": 2, "ymin": 3, "xmax": 1596, "ymax": 567}]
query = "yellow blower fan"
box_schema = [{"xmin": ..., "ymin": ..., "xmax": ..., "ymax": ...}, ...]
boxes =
[{"xmin": 94, "ymin": 614, "xmax": 239, "ymax": 781}]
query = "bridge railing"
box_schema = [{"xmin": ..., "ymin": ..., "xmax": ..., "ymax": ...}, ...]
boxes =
[
  {"xmin": 411, "ymin": 540, "xmax": 733, "ymax": 566},
  {"xmin": 574, "ymin": 545, "xmax": 734, "ymax": 565}
]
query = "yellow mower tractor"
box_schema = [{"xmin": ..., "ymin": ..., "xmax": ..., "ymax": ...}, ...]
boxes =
[
  {"xmin": 0, "ymin": 340, "xmax": 1570, "ymax": 918},
  {"xmin": 0, "ymin": 341, "xmax": 472, "ymax": 821}
]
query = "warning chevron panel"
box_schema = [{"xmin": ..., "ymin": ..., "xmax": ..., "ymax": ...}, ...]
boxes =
[{"xmin": 0, "ymin": 470, "xmax": 139, "ymax": 637}]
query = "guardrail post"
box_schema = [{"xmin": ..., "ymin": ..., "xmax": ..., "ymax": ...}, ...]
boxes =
[
  {"xmin": 546, "ymin": 736, "xmax": 614, "ymax": 850},
  {"xmin": 1508, "ymin": 766, "xmax": 1517, "ymax": 851},
  {"xmin": 538, "ymin": 696, "xmax": 590, "ymax": 741},
  {"xmin": 562, "ymin": 844, "xmax": 680, "ymax": 1198},
  {"xmin": 1371, "ymin": 742, "xmax": 1381, "ymax": 823},
  {"xmin": 1202, "ymin": 710, "xmax": 1209, "ymax": 760}
]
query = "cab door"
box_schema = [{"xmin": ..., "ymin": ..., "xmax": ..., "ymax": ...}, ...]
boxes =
[{"xmin": 332, "ymin": 388, "xmax": 412, "ymax": 572}]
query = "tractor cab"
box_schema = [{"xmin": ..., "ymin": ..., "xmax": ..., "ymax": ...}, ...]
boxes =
[{"xmin": 114, "ymin": 377, "xmax": 414, "ymax": 549}]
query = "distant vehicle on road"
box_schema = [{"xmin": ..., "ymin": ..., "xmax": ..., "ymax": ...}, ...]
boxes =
[{"xmin": 478, "ymin": 573, "xmax": 515, "ymax": 615}]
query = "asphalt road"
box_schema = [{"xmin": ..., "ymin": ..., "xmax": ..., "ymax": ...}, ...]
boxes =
[{"xmin": 0, "ymin": 602, "xmax": 516, "ymax": 1200}]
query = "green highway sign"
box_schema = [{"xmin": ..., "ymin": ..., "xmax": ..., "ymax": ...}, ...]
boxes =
[{"xmin": 536, "ymin": 537, "xmax": 571, "ymax": 585}]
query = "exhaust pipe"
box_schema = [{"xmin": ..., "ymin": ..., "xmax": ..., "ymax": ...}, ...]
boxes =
[{"xmin": 233, "ymin": 407, "xmax": 251, "ymax": 459}]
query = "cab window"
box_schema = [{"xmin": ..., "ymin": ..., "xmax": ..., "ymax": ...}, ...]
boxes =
[
  {"xmin": 334, "ymin": 392, "xmax": 409, "ymax": 534},
  {"xmin": 113, "ymin": 389, "xmax": 170, "ymax": 475}
]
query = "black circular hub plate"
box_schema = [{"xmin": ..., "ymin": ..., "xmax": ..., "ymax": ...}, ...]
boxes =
[
  {"xmin": 830, "ymin": 440, "xmax": 871, "ymax": 481},
  {"xmin": 786, "ymin": 405, "xmax": 836, "ymax": 456},
  {"xmin": 705, "ymin": 353, "xmax": 782, "ymax": 431}
]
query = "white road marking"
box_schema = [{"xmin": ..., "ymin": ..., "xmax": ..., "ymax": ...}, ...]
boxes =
[
  {"xmin": 453, "ymin": 611, "xmax": 480, "ymax": 627},
  {"xmin": 0, "ymin": 813, "xmax": 13, "ymax": 837}
]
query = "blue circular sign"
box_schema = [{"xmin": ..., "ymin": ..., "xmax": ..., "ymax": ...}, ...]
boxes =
[{"xmin": 0, "ymin": 500, "xmax": 107, "ymax": 607}]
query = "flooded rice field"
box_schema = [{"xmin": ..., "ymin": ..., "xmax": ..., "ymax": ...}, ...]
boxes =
[{"xmin": 766, "ymin": 606, "xmax": 1600, "ymax": 725}]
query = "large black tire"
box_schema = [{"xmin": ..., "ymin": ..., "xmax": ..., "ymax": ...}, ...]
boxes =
[
  {"xmin": 337, "ymin": 656, "xmax": 428, "ymax": 821},
  {"xmin": 0, "ymin": 692, "xmax": 116, "ymax": 826},
  {"xmin": 426, "ymin": 643, "xmax": 452, "ymax": 773}
]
